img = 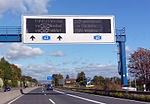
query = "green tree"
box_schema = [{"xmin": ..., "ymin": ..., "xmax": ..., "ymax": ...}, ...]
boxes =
[
  {"xmin": 0, "ymin": 69, "xmax": 4, "ymax": 79},
  {"xmin": 110, "ymin": 77, "xmax": 121, "ymax": 85},
  {"xmin": 66, "ymin": 74, "xmax": 70, "ymax": 79},
  {"xmin": 32, "ymin": 78, "xmax": 38, "ymax": 86},
  {"xmin": 52, "ymin": 74, "xmax": 63, "ymax": 86},
  {"xmin": 91, "ymin": 76, "xmax": 105, "ymax": 87},
  {"xmin": 76, "ymin": 72, "xmax": 87, "ymax": 87},
  {"xmin": 0, "ymin": 57, "xmax": 11, "ymax": 87}
]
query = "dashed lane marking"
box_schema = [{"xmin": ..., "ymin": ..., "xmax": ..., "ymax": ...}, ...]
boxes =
[{"xmin": 49, "ymin": 99, "xmax": 55, "ymax": 104}]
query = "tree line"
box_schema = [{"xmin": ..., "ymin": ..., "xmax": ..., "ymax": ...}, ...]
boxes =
[
  {"xmin": 0, "ymin": 57, "xmax": 38, "ymax": 88},
  {"xmin": 52, "ymin": 47, "xmax": 150, "ymax": 91},
  {"xmin": 52, "ymin": 72, "xmax": 122, "ymax": 90}
]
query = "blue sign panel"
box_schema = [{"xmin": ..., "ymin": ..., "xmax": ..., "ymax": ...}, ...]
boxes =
[
  {"xmin": 42, "ymin": 35, "xmax": 50, "ymax": 40},
  {"xmin": 87, "ymin": 77, "xmax": 91, "ymax": 86},
  {"xmin": 94, "ymin": 35, "xmax": 101, "ymax": 40},
  {"xmin": 47, "ymin": 76, "xmax": 52, "ymax": 80}
]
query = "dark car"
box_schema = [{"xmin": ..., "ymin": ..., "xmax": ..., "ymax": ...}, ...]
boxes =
[
  {"xmin": 4, "ymin": 87, "xmax": 11, "ymax": 92},
  {"xmin": 47, "ymin": 84, "xmax": 53, "ymax": 90},
  {"xmin": 24, "ymin": 86, "xmax": 28, "ymax": 88}
]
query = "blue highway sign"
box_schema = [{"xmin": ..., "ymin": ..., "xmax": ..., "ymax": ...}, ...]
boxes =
[{"xmin": 47, "ymin": 76, "xmax": 52, "ymax": 80}]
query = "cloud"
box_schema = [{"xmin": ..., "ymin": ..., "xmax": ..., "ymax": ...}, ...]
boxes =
[
  {"xmin": 20, "ymin": 64, "xmax": 53, "ymax": 80},
  {"xmin": 15, "ymin": 64, "xmax": 23, "ymax": 68},
  {"xmin": 81, "ymin": 62, "xmax": 87, "ymax": 65},
  {"xmin": 114, "ymin": 46, "xmax": 132, "ymax": 53},
  {"xmin": 18, "ymin": 63, "xmax": 119, "ymax": 80},
  {"xmin": 49, "ymin": 51, "xmax": 66, "ymax": 57},
  {"xmin": 74, "ymin": 64, "xmax": 119, "ymax": 78},
  {"xmin": 0, "ymin": 53, "xmax": 3, "ymax": 59},
  {"xmin": 0, "ymin": 43, "xmax": 44, "ymax": 60},
  {"xmin": 125, "ymin": 46, "xmax": 132, "ymax": 53},
  {"xmin": 72, "ymin": 61, "xmax": 79, "ymax": 65},
  {"xmin": 62, "ymin": 62, "xmax": 69, "ymax": 65},
  {"xmin": 0, "ymin": 0, "xmax": 51, "ymax": 17}
]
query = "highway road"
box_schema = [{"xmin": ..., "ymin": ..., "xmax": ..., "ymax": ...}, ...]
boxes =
[{"xmin": 6, "ymin": 87, "xmax": 149, "ymax": 104}]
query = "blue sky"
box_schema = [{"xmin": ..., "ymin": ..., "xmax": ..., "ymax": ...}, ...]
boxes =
[{"xmin": 0, "ymin": 0, "xmax": 149, "ymax": 80}]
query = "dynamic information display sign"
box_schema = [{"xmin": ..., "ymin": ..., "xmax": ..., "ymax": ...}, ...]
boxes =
[
  {"xmin": 22, "ymin": 15, "xmax": 115, "ymax": 44},
  {"xmin": 26, "ymin": 19, "xmax": 66, "ymax": 33}
]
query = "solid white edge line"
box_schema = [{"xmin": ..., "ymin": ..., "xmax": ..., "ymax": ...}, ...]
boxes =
[
  {"xmin": 67, "ymin": 94, "xmax": 106, "ymax": 104},
  {"xmin": 93, "ymin": 94, "xmax": 148, "ymax": 104},
  {"xmin": 54, "ymin": 89, "xmax": 106, "ymax": 104},
  {"xmin": 7, "ymin": 95, "xmax": 23, "ymax": 104},
  {"xmin": 49, "ymin": 99, "xmax": 55, "ymax": 104},
  {"xmin": 56, "ymin": 88, "xmax": 148, "ymax": 104}
]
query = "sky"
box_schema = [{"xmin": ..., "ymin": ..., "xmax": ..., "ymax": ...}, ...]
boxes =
[{"xmin": 0, "ymin": 0, "xmax": 149, "ymax": 80}]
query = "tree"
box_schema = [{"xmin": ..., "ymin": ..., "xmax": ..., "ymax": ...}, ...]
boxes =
[
  {"xmin": 52, "ymin": 74, "xmax": 63, "ymax": 86},
  {"xmin": 66, "ymin": 74, "xmax": 70, "ymax": 79},
  {"xmin": 76, "ymin": 72, "xmax": 87, "ymax": 87},
  {"xmin": 110, "ymin": 77, "xmax": 121, "ymax": 85},
  {"xmin": 91, "ymin": 76, "xmax": 105, "ymax": 87},
  {"xmin": 0, "ymin": 69, "xmax": 4, "ymax": 79},
  {"xmin": 0, "ymin": 57, "xmax": 12, "ymax": 87},
  {"xmin": 128, "ymin": 48, "xmax": 150, "ymax": 91}
]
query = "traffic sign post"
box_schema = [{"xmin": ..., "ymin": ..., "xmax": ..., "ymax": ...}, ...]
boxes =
[{"xmin": 22, "ymin": 15, "xmax": 115, "ymax": 44}]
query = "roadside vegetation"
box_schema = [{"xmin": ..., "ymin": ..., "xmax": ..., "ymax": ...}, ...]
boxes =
[
  {"xmin": 0, "ymin": 57, "xmax": 38, "ymax": 88},
  {"xmin": 52, "ymin": 48, "xmax": 150, "ymax": 92},
  {"xmin": 58, "ymin": 87, "xmax": 150, "ymax": 102}
]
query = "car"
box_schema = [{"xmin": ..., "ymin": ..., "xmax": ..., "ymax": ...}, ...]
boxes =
[
  {"xmin": 47, "ymin": 84, "xmax": 53, "ymax": 90},
  {"xmin": 4, "ymin": 87, "xmax": 11, "ymax": 92},
  {"xmin": 24, "ymin": 86, "xmax": 28, "ymax": 88}
]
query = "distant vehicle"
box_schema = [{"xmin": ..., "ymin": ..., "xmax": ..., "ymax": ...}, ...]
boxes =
[
  {"xmin": 24, "ymin": 86, "xmax": 28, "ymax": 88},
  {"xmin": 47, "ymin": 84, "xmax": 53, "ymax": 90},
  {"xmin": 4, "ymin": 87, "xmax": 11, "ymax": 92}
]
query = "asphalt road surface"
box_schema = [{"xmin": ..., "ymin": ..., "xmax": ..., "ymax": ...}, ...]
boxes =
[{"xmin": 6, "ymin": 87, "xmax": 149, "ymax": 104}]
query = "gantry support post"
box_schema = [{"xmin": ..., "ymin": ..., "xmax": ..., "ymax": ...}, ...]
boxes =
[{"xmin": 116, "ymin": 35, "xmax": 128, "ymax": 87}]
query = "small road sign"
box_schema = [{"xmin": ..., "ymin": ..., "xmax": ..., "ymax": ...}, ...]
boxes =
[
  {"xmin": 47, "ymin": 76, "xmax": 52, "ymax": 81},
  {"xmin": 87, "ymin": 77, "xmax": 91, "ymax": 86}
]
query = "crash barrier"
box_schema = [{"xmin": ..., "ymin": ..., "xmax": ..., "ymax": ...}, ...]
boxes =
[{"xmin": 63, "ymin": 87, "xmax": 150, "ymax": 95}]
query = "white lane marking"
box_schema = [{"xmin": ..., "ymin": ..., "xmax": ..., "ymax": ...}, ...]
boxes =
[
  {"xmin": 55, "ymin": 88, "xmax": 148, "ymax": 104},
  {"xmin": 7, "ymin": 95, "xmax": 23, "ymax": 104},
  {"xmin": 49, "ymin": 99, "xmax": 55, "ymax": 104},
  {"xmin": 93, "ymin": 94, "xmax": 148, "ymax": 104},
  {"xmin": 54, "ymin": 90, "xmax": 65, "ymax": 94},
  {"xmin": 67, "ymin": 94, "xmax": 106, "ymax": 104},
  {"xmin": 54, "ymin": 89, "xmax": 106, "ymax": 104}
]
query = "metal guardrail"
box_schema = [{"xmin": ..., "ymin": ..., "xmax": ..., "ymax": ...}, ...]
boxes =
[{"xmin": 63, "ymin": 87, "xmax": 150, "ymax": 95}]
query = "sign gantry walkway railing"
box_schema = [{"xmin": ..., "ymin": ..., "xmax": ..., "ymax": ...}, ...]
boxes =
[{"xmin": 0, "ymin": 26, "xmax": 21, "ymax": 42}]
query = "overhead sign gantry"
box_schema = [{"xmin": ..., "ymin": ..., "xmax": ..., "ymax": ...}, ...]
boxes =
[
  {"xmin": 0, "ymin": 15, "xmax": 128, "ymax": 87},
  {"xmin": 22, "ymin": 15, "xmax": 115, "ymax": 44}
]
